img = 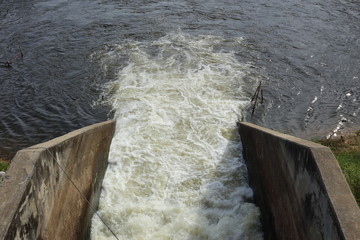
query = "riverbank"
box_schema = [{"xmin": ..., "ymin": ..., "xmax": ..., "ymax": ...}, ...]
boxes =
[{"xmin": 314, "ymin": 130, "xmax": 360, "ymax": 207}]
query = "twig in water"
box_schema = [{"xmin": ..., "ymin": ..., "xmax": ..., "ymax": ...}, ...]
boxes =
[
  {"xmin": 251, "ymin": 81, "xmax": 262, "ymax": 116},
  {"xmin": 1, "ymin": 49, "xmax": 23, "ymax": 67},
  {"xmin": 251, "ymin": 81, "xmax": 261, "ymax": 102}
]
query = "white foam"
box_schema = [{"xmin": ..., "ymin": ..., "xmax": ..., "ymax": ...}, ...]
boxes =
[{"xmin": 91, "ymin": 32, "xmax": 262, "ymax": 240}]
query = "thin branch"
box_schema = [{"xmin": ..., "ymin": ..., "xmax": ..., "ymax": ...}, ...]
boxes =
[
  {"xmin": 251, "ymin": 81, "xmax": 262, "ymax": 116},
  {"xmin": 1, "ymin": 49, "xmax": 23, "ymax": 67}
]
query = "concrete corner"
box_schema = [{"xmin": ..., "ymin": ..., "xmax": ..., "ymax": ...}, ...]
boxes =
[
  {"xmin": 238, "ymin": 122, "xmax": 360, "ymax": 240},
  {"xmin": 0, "ymin": 120, "xmax": 115, "ymax": 240}
]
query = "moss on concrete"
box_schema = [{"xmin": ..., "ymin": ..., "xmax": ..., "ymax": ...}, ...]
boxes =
[{"xmin": 315, "ymin": 130, "xmax": 360, "ymax": 207}]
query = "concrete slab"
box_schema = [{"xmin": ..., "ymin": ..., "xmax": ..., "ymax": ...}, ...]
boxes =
[
  {"xmin": 0, "ymin": 120, "xmax": 115, "ymax": 240},
  {"xmin": 238, "ymin": 122, "xmax": 360, "ymax": 240}
]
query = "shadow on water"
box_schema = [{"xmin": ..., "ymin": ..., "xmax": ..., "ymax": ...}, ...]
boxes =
[{"xmin": 193, "ymin": 127, "xmax": 263, "ymax": 240}]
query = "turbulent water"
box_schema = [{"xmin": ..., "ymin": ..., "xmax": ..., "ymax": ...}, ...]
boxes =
[{"xmin": 90, "ymin": 33, "xmax": 262, "ymax": 239}]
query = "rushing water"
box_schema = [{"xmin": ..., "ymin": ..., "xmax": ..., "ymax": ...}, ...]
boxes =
[
  {"xmin": 0, "ymin": 0, "xmax": 359, "ymax": 238},
  {"xmin": 90, "ymin": 33, "xmax": 262, "ymax": 239}
]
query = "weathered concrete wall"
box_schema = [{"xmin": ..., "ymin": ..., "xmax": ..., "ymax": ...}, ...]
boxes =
[
  {"xmin": 238, "ymin": 122, "xmax": 360, "ymax": 240},
  {"xmin": 0, "ymin": 120, "xmax": 115, "ymax": 240}
]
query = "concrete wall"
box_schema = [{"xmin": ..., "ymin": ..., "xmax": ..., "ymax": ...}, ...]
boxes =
[
  {"xmin": 238, "ymin": 122, "xmax": 360, "ymax": 240},
  {"xmin": 0, "ymin": 120, "xmax": 115, "ymax": 240}
]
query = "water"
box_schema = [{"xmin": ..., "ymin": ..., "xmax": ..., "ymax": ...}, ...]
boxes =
[
  {"xmin": 0, "ymin": 0, "xmax": 358, "ymax": 155},
  {"xmin": 0, "ymin": 0, "xmax": 359, "ymax": 238},
  {"xmin": 90, "ymin": 33, "xmax": 262, "ymax": 239}
]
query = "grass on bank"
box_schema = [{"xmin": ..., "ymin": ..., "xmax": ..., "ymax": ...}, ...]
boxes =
[
  {"xmin": 0, "ymin": 159, "xmax": 10, "ymax": 172},
  {"xmin": 315, "ymin": 130, "xmax": 360, "ymax": 207}
]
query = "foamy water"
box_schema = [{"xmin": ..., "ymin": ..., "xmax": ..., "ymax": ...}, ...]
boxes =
[{"xmin": 91, "ymin": 32, "xmax": 263, "ymax": 240}]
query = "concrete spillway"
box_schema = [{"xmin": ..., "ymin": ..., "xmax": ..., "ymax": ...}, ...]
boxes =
[
  {"xmin": 239, "ymin": 122, "xmax": 360, "ymax": 240},
  {"xmin": 0, "ymin": 121, "xmax": 359, "ymax": 239},
  {"xmin": 0, "ymin": 121, "xmax": 115, "ymax": 240}
]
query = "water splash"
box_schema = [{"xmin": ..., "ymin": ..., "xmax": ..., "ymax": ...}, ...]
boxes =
[{"xmin": 91, "ymin": 32, "xmax": 262, "ymax": 240}]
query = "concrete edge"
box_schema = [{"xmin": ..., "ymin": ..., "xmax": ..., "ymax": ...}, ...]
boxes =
[
  {"xmin": 0, "ymin": 120, "xmax": 116, "ymax": 239},
  {"xmin": 310, "ymin": 147, "xmax": 360, "ymax": 240},
  {"xmin": 238, "ymin": 122, "xmax": 360, "ymax": 240},
  {"xmin": 0, "ymin": 149, "xmax": 44, "ymax": 240},
  {"xmin": 238, "ymin": 122, "xmax": 325, "ymax": 149},
  {"xmin": 30, "ymin": 120, "xmax": 116, "ymax": 149}
]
